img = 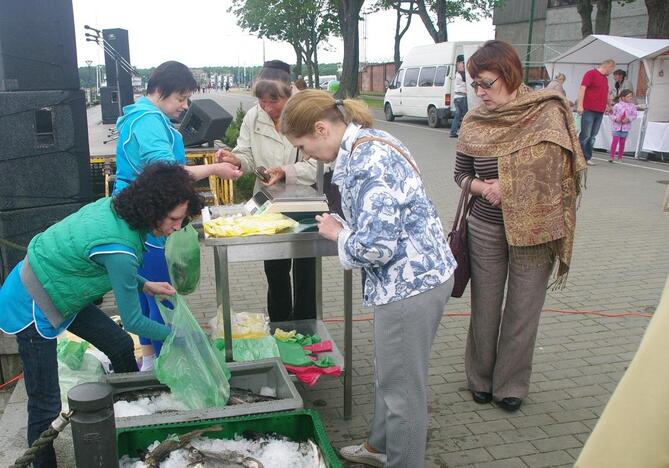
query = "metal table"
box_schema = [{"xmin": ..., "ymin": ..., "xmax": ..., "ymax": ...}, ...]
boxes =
[{"xmin": 204, "ymin": 223, "xmax": 354, "ymax": 419}]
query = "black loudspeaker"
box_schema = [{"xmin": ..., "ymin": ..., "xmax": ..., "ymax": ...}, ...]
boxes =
[
  {"xmin": 0, "ymin": 202, "xmax": 83, "ymax": 282},
  {"xmin": 103, "ymin": 28, "xmax": 134, "ymax": 109},
  {"xmin": 0, "ymin": 0, "xmax": 79, "ymax": 91},
  {"xmin": 100, "ymin": 86, "xmax": 121, "ymax": 124},
  {"xmin": 0, "ymin": 90, "xmax": 92, "ymax": 211},
  {"xmin": 179, "ymin": 99, "xmax": 233, "ymax": 147}
]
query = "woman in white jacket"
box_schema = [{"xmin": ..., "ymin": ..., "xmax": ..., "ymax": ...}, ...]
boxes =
[{"xmin": 217, "ymin": 60, "xmax": 318, "ymax": 322}]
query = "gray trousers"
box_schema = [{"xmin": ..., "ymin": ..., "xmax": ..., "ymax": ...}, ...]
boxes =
[
  {"xmin": 368, "ymin": 277, "xmax": 453, "ymax": 467},
  {"xmin": 465, "ymin": 216, "xmax": 553, "ymax": 400}
]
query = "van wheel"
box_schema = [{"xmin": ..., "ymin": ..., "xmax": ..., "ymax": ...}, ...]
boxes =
[
  {"xmin": 427, "ymin": 106, "xmax": 441, "ymax": 128},
  {"xmin": 384, "ymin": 103, "xmax": 395, "ymax": 122}
]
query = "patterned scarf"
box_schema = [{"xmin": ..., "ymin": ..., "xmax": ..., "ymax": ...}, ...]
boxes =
[{"xmin": 457, "ymin": 85, "xmax": 587, "ymax": 287}]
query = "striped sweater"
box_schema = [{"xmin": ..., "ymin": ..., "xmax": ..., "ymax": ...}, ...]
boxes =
[{"xmin": 454, "ymin": 152, "xmax": 504, "ymax": 225}]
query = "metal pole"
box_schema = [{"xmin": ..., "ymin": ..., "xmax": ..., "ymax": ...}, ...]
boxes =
[
  {"xmin": 68, "ymin": 383, "xmax": 118, "ymax": 467},
  {"xmin": 524, "ymin": 0, "xmax": 536, "ymax": 84}
]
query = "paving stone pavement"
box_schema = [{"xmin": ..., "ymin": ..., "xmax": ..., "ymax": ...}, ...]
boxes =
[{"xmin": 1, "ymin": 97, "xmax": 668, "ymax": 467}]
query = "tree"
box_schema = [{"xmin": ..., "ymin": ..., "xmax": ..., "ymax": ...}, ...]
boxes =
[
  {"xmin": 576, "ymin": 0, "xmax": 593, "ymax": 37},
  {"xmin": 336, "ymin": 0, "xmax": 365, "ymax": 97},
  {"xmin": 415, "ymin": 0, "xmax": 502, "ymax": 43},
  {"xmin": 370, "ymin": 0, "xmax": 418, "ymax": 70},
  {"xmin": 577, "ymin": 0, "xmax": 636, "ymax": 38},
  {"xmin": 229, "ymin": 0, "xmax": 337, "ymax": 86},
  {"xmin": 646, "ymin": 0, "xmax": 669, "ymax": 38}
]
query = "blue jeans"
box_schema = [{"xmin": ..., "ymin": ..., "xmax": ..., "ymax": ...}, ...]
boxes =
[
  {"xmin": 450, "ymin": 96, "xmax": 468, "ymax": 137},
  {"xmin": 579, "ymin": 110, "xmax": 604, "ymax": 161},
  {"xmin": 16, "ymin": 304, "xmax": 137, "ymax": 467}
]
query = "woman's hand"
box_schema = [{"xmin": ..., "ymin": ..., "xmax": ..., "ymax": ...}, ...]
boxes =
[
  {"xmin": 215, "ymin": 149, "xmax": 241, "ymax": 168},
  {"xmin": 262, "ymin": 167, "xmax": 286, "ymax": 186},
  {"xmin": 143, "ymin": 281, "xmax": 176, "ymax": 297},
  {"xmin": 315, "ymin": 213, "xmax": 343, "ymax": 241},
  {"xmin": 481, "ymin": 179, "xmax": 502, "ymax": 207},
  {"xmin": 212, "ymin": 162, "xmax": 242, "ymax": 180}
]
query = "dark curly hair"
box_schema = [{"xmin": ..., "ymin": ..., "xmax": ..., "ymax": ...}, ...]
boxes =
[{"xmin": 113, "ymin": 163, "xmax": 203, "ymax": 231}]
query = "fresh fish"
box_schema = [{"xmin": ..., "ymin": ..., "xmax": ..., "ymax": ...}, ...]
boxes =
[
  {"xmin": 186, "ymin": 445, "xmax": 264, "ymax": 468},
  {"xmin": 143, "ymin": 425, "xmax": 222, "ymax": 467},
  {"xmin": 228, "ymin": 387, "xmax": 279, "ymax": 405}
]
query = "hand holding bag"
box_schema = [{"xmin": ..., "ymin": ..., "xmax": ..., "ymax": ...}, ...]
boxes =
[{"xmin": 448, "ymin": 177, "xmax": 473, "ymax": 298}]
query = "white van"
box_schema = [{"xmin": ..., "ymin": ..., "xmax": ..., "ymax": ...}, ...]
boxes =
[{"xmin": 384, "ymin": 41, "xmax": 482, "ymax": 128}]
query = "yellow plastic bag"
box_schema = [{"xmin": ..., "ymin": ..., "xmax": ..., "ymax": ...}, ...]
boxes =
[
  {"xmin": 209, "ymin": 310, "xmax": 270, "ymax": 339},
  {"xmin": 204, "ymin": 213, "xmax": 297, "ymax": 238}
]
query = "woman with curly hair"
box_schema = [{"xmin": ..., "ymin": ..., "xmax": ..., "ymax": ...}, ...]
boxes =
[{"xmin": 0, "ymin": 163, "xmax": 202, "ymax": 468}]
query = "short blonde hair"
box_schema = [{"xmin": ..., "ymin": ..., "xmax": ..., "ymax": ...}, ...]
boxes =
[
  {"xmin": 601, "ymin": 59, "xmax": 615, "ymax": 67},
  {"xmin": 280, "ymin": 89, "xmax": 374, "ymax": 138},
  {"xmin": 555, "ymin": 72, "xmax": 566, "ymax": 81}
]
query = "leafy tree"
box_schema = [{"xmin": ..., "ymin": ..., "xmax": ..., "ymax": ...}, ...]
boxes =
[
  {"xmin": 414, "ymin": 0, "xmax": 502, "ymax": 43},
  {"xmin": 229, "ymin": 0, "xmax": 338, "ymax": 86}
]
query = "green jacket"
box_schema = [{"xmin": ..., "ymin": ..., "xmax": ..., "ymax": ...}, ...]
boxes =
[{"xmin": 27, "ymin": 198, "xmax": 145, "ymax": 322}]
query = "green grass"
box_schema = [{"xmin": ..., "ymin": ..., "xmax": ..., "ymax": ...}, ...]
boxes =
[{"xmin": 359, "ymin": 94, "xmax": 384, "ymax": 109}]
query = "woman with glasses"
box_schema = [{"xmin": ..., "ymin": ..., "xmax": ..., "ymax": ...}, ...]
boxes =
[
  {"xmin": 0, "ymin": 163, "xmax": 202, "ymax": 468},
  {"xmin": 454, "ymin": 40, "xmax": 586, "ymax": 412}
]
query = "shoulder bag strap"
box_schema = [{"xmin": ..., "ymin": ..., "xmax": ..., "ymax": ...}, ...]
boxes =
[
  {"xmin": 351, "ymin": 136, "xmax": 422, "ymax": 179},
  {"xmin": 451, "ymin": 177, "xmax": 473, "ymax": 232}
]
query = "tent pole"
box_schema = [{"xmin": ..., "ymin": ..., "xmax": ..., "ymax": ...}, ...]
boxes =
[
  {"xmin": 635, "ymin": 59, "xmax": 653, "ymax": 160},
  {"xmin": 524, "ymin": 0, "xmax": 536, "ymax": 84}
]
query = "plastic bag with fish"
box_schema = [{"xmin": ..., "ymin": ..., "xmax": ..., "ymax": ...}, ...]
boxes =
[{"xmin": 155, "ymin": 295, "xmax": 230, "ymax": 409}]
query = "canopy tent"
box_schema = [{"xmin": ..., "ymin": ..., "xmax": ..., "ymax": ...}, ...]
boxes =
[{"xmin": 546, "ymin": 35, "xmax": 669, "ymax": 157}]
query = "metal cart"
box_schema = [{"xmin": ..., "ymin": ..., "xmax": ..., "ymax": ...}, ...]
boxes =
[{"xmin": 203, "ymin": 216, "xmax": 354, "ymax": 419}]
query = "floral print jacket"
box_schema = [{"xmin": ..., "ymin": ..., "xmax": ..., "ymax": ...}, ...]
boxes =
[{"xmin": 333, "ymin": 123, "xmax": 456, "ymax": 307}]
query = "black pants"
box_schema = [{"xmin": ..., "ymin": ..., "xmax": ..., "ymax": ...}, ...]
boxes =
[{"xmin": 264, "ymin": 258, "xmax": 316, "ymax": 322}]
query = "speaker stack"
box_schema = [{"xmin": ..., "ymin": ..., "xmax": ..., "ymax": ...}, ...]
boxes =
[
  {"xmin": 101, "ymin": 28, "xmax": 133, "ymax": 124},
  {"xmin": 0, "ymin": 0, "xmax": 91, "ymax": 282}
]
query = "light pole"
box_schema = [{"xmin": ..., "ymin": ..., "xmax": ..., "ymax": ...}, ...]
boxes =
[{"xmin": 524, "ymin": 0, "xmax": 536, "ymax": 84}]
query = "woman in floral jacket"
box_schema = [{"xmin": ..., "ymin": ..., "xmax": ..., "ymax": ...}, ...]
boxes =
[{"xmin": 281, "ymin": 89, "xmax": 456, "ymax": 468}]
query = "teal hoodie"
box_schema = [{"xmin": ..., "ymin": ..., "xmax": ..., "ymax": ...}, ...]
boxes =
[{"xmin": 113, "ymin": 96, "xmax": 186, "ymax": 195}]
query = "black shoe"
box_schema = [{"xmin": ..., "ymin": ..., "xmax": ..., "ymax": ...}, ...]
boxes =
[
  {"xmin": 449, "ymin": 134, "xmax": 458, "ymax": 138},
  {"xmin": 496, "ymin": 397, "xmax": 523, "ymax": 412},
  {"xmin": 471, "ymin": 391, "xmax": 493, "ymax": 404}
]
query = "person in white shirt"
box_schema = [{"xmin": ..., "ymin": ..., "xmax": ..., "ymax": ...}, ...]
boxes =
[{"xmin": 450, "ymin": 56, "xmax": 468, "ymax": 138}]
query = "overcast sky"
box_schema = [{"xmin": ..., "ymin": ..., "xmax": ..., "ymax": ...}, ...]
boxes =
[{"xmin": 72, "ymin": 0, "xmax": 495, "ymax": 69}]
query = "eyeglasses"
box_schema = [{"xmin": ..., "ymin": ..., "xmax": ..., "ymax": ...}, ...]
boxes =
[{"xmin": 470, "ymin": 76, "xmax": 500, "ymax": 90}]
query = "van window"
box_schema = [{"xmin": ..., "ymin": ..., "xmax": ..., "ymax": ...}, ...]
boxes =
[
  {"xmin": 434, "ymin": 66, "xmax": 449, "ymax": 86},
  {"xmin": 419, "ymin": 67, "xmax": 436, "ymax": 87},
  {"xmin": 403, "ymin": 68, "xmax": 419, "ymax": 87},
  {"xmin": 393, "ymin": 69, "xmax": 405, "ymax": 89}
]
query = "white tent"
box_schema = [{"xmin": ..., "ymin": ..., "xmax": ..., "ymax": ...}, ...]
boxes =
[{"xmin": 546, "ymin": 35, "xmax": 669, "ymax": 157}]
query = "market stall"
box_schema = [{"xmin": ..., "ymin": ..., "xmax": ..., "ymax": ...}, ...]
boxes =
[{"xmin": 546, "ymin": 35, "xmax": 669, "ymax": 158}]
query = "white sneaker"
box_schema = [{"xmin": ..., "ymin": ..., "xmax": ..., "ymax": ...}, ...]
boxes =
[
  {"xmin": 586, "ymin": 160, "xmax": 596, "ymax": 166},
  {"xmin": 340, "ymin": 443, "xmax": 387, "ymax": 467}
]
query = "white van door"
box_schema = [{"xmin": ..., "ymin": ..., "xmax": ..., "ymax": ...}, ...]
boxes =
[
  {"xmin": 401, "ymin": 67, "xmax": 421, "ymax": 115},
  {"xmin": 384, "ymin": 69, "xmax": 405, "ymax": 120}
]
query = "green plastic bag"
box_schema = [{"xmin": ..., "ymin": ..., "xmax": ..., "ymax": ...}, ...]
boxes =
[
  {"xmin": 155, "ymin": 295, "xmax": 230, "ymax": 409},
  {"xmin": 165, "ymin": 223, "xmax": 200, "ymax": 295},
  {"xmin": 56, "ymin": 339, "xmax": 90, "ymax": 370},
  {"xmin": 214, "ymin": 336, "xmax": 280, "ymax": 362}
]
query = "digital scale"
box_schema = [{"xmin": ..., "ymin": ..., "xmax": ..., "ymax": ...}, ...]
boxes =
[{"xmin": 243, "ymin": 183, "xmax": 329, "ymax": 220}]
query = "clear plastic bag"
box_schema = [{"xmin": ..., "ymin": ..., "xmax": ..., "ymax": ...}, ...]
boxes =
[
  {"xmin": 155, "ymin": 295, "xmax": 231, "ymax": 409},
  {"xmin": 209, "ymin": 310, "xmax": 270, "ymax": 339},
  {"xmin": 165, "ymin": 223, "xmax": 201, "ymax": 295}
]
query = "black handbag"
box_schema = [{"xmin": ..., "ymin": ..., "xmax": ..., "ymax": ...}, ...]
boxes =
[{"xmin": 448, "ymin": 177, "xmax": 474, "ymax": 298}]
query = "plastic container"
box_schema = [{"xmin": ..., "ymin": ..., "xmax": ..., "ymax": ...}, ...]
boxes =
[
  {"xmin": 116, "ymin": 409, "xmax": 342, "ymax": 468},
  {"xmin": 103, "ymin": 358, "xmax": 302, "ymax": 429}
]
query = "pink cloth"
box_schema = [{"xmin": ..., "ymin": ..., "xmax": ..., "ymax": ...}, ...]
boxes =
[
  {"xmin": 610, "ymin": 136, "xmax": 626, "ymax": 159},
  {"xmin": 284, "ymin": 364, "xmax": 341, "ymax": 386},
  {"xmin": 610, "ymin": 101, "xmax": 638, "ymax": 132},
  {"xmin": 303, "ymin": 341, "xmax": 333, "ymax": 353}
]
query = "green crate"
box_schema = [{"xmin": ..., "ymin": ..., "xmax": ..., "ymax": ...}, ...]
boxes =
[{"xmin": 116, "ymin": 408, "xmax": 342, "ymax": 467}]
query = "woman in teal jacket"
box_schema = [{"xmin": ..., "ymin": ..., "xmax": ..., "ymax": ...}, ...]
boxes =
[
  {"xmin": 113, "ymin": 61, "xmax": 241, "ymax": 367},
  {"xmin": 0, "ymin": 163, "xmax": 202, "ymax": 468}
]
